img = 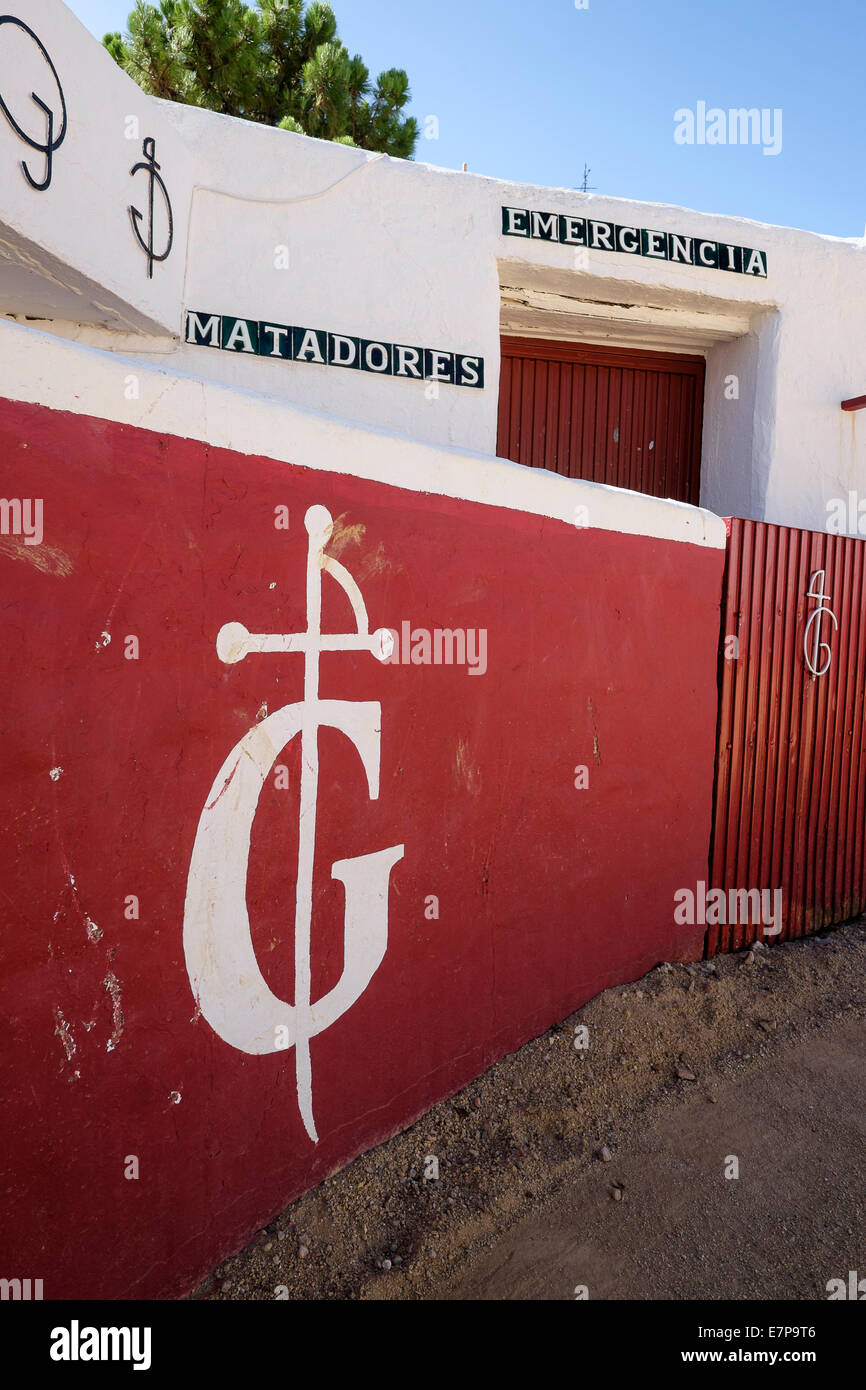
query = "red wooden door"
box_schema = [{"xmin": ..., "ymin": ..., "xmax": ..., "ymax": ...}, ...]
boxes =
[{"xmin": 497, "ymin": 337, "xmax": 705, "ymax": 506}]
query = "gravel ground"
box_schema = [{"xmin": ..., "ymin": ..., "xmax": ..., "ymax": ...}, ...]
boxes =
[{"xmin": 190, "ymin": 919, "xmax": 866, "ymax": 1301}]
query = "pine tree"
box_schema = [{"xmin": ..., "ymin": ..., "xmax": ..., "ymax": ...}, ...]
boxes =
[{"xmin": 104, "ymin": 0, "xmax": 419, "ymax": 158}]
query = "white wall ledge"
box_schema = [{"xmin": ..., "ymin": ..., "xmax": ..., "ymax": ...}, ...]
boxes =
[{"xmin": 0, "ymin": 317, "xmax": 726, "ymax": 550}]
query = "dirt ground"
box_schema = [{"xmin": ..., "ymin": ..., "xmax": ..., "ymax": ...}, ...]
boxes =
[{"xmin": 191, "ymin": 920, "xmax": 866, "ymax": 1301}]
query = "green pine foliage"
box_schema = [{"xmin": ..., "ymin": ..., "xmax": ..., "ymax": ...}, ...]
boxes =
[{"xmin": 104, "ymin": 0, "xmax": 419, "ymax": 158}]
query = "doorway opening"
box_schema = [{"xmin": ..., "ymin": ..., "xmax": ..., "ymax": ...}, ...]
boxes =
[{"xmin": 497, "ymin": 336, "xmax": 705, "ymax": 507}]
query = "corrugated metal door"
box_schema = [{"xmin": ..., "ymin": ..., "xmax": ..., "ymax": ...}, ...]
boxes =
[
  {"xmin": 709, "ymin": 517, "xmax": 866, "ymax": 952},
  {"xmin": 497, "ymin": 337, "xmax": 705, "ymax": 505}
]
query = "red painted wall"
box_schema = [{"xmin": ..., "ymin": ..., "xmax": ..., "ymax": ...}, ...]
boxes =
[{"xmin": 0, "ymin": 399, "xmax": 723, "ymax": 1299}]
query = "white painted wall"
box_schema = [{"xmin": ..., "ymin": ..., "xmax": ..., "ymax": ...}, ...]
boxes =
[
  {"xmin": 0, "ymin": 317, "xmax": 726, "ymax": 550},
  {"xmin": 701, "ymin": 318, "xmax": 773, "ymax": 521},
  {"xmin": 0, "ymin": 0, "xmax": 193, "ymax": 332},
  {"xmin": 2, "ymin": 0, "xmax": 866, "ymax": 533}
]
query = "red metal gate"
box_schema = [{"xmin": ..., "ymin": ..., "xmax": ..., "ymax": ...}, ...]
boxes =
[
  {"xmin": 497, "ymin": 337, "xmax": 705, "ymax": 505},
  {"xmin": 709, "ymin": 517, "xmax": 866, "ymax": 953}
]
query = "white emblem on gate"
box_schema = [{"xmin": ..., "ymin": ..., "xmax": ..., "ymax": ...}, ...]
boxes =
[
  {"xmin": 183, "ymin": 506, "xmax": 403, "ymax": 1142},
  {"xmin": 804, "ymin": 568, "xmax": 838, "ymax": 679}
]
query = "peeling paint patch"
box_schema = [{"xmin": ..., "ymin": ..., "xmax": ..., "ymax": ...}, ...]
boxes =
[
  {"xmin": 588, "ymin": 697, "xmax": 603, "ymax": 765},
  {"xmin": 206, "ymin": 757, "xmax": 241, "ymax": 811},
  {"xmin": 359, "ymin": 541, "xmax": 402, "ymax": 580},
  {"xmin": 326, "ymin": 512, "xmax": 365, "ymax": 557},
  {"xmin": 84, "ymin": 915, "xmax": 103, "ymax": 943},
  {"xmin": 54, "ymin": 1007, "xmax": 76, "ymax": 1061},
  {"xmin": 255, "ymin": 702, "xmax": 268, "ymax": 723},
  {"xmin": 169, "ymin": 1091, "xmax": 182, "ymax": 1105},
  {"xmin": 94, "ymin": 630, "xmax": 112, "ymax": 651},
  {"xmin": 0, "ymin": 535, "xmax": 73, "ymax": 577},
  {"xmin": 103, "ymin": 973, "xmax": 125, "ymax": 1052},
  {"xmin": 49, "ymin": 766, "xmax": 63, "ymax": 781},
  {"xmin": 455, "ymin": 737, "xmax": 482, "ymax": 795},
  {"xmin": 54, "ymin": 868, "xmax": 104, "ymax": 946}
]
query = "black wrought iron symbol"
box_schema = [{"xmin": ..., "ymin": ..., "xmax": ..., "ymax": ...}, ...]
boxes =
[
  {"xmin": 0, "ymin": 16, "xmax": 67, "ymax": 191},
  {"xmin": 128, "ymin": 136, "xmax": 174, "ymax": 278}
]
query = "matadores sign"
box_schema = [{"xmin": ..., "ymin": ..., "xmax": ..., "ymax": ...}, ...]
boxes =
[
  {"xmin": 0, "ymin": 395, "xmax": 722, "ymax": 1299},
  {"xmin": 184, "ymin": 312, "xmax": 485, "ymax": 389}
]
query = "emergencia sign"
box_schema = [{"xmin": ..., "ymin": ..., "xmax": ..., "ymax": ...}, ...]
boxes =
[
  {"xmin": 185, "ymin": 312, "xmax": 485, "ymax": 389},
  {"xmin": 502, "ymin": 206, "xmax": 768, "ymax": 278}
]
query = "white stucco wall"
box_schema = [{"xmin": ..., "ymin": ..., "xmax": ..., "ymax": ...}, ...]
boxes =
[
  {"xmin": 2, "ymin": 0, "xmax": 866, "ymax": 533},
  {"xmin": 0, "ymin": 316, "xmax": 726, "ymax": 551},
  {"xmin": 0, "ymin": 0, "xmax": 193, "ymax": 332}
]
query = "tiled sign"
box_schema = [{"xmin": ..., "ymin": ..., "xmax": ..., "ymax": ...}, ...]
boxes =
[
  {"xmin": 502, "ymin": 206, "xmax": 768, "ymax": 278},
  {"xmin": 185, "ymin": 312, "xmax": 485, "ymax": 389}
]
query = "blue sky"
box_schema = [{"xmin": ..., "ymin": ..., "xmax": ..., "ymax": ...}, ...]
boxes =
[{"xmin": 68, "ymin": 0, "xmax": 865, "ymax": 238}]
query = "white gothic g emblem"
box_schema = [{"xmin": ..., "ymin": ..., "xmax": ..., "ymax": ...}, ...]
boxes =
[{"xmin": 183, "ymin": 506, "xmax": 403, "ymax": 1142}]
